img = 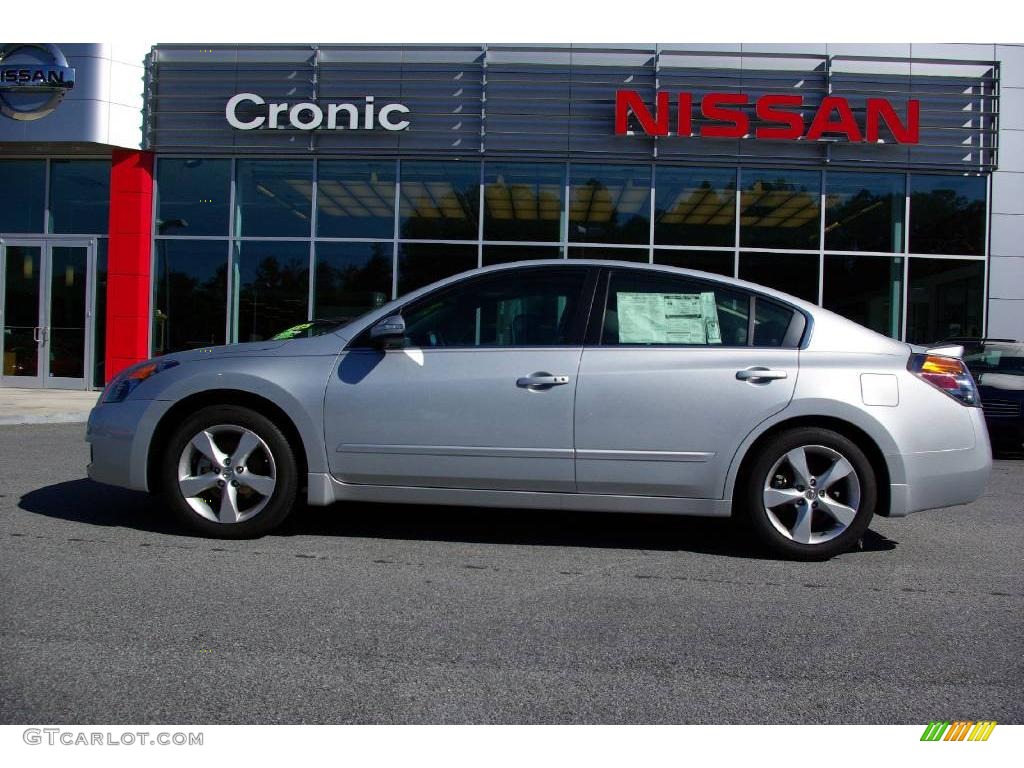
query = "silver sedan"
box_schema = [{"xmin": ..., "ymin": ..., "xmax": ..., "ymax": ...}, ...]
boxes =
[{"xmin": 86, "ymin": 260, "xmax": 992, "ymax": 559}]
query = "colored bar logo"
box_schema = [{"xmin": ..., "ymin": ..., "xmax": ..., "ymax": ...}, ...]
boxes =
[{"xmin": 921, "ymin": 721, "xmax": 997, "ymax": 741}]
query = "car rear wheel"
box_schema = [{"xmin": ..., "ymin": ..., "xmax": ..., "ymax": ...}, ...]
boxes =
[
  {"xmin": 159, "ymin": 405, "xmax": 298, "ymax": 538},
  {"xmin": 740, "ymin": 427, "xmax": 876, "ymax": 560}
]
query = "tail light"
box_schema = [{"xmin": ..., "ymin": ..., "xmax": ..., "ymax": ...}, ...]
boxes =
[{"xmin": 909, "ymin": 353, "xmax": 980, "ymax": 407}]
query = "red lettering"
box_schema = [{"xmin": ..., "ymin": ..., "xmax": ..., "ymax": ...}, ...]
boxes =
[
  {"xmin": 677, "ymin": 92, "xmax": 693, "ymax": 137},
  {"xmin": 755, "ymin": 94, "xmax": 804, "ymax": 140},
  {"xmin": 700, "ymin": 93, "xmax": 749, "ymax": 138},
  {"xmin": 615, "ymin": 89, "xmax": 669, "ymax": 136},
  {"xmin": 805, "ymin": 96, "xmax": 862, "ymax": 142},
  {"xmin": 866, "ymin": 98, "xmax": 920, "ymax": 144}
]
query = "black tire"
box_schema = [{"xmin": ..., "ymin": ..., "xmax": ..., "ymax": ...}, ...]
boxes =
[
  {"xmin": 739, "ymin": 427, "xmax": 876, "ymax": 560},
  {"xmin": 158, "ymin": 404, "xmax": 299, "ymax": 538}
]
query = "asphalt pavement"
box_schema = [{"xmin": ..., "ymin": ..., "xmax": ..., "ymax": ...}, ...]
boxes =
[{"xmin": 1, "ymin": 423, "xmax": 1020, "ymax": 724}]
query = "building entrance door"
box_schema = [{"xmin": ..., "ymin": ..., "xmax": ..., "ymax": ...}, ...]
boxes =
[{"xmin": 1, "ymin": 239, "xmax": 96, "ymax": 389}]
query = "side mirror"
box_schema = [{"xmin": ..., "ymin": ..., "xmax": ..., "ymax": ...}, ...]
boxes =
[{"xmin": 369, "ymin": 314, "xmax": 406, "ymax": 346}]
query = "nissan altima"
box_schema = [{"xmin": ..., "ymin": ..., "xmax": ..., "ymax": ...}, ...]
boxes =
[{"xmin": 86, "ymin": 260, "xmax": 992, "ymax": 559}]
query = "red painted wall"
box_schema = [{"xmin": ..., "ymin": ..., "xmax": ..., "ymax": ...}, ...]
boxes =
[{"xmin": 105, "ymin": 149, "xmax": 154, "ymax": 383}]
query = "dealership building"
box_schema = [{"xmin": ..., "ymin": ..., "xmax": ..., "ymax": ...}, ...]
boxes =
[{"xmin": 1, "ymin": 42, "xmax": 1022, "ymax": 389}]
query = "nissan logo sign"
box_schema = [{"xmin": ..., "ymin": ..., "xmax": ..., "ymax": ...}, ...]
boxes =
[{"xmin": 0, "ymin": 43, "xmax": 76, "ymax": 121}]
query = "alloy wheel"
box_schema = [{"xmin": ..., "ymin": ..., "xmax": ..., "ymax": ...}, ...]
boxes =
[
  {"xmin": 761, "ymin": 444, "xmax": 861, "ymax": 545},
  {"xmin": 176, "ymin": 424, "xmax": 278, "ymax": 524}
]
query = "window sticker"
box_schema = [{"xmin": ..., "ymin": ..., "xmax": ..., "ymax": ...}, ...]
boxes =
[{"xmin": 616, "ymin": 291, "xmax": 722, "ymax": 344}]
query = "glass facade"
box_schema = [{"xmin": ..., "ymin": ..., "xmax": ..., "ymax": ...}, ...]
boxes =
[{"xmin": 147, "ymin": 158, "xmax": 992, "ymax": 355}]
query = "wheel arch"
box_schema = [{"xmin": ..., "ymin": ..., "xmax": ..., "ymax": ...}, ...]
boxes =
[
  {"xmin": 146, "ymin": 389, "xmax": 310, "ymax": 495},
  {"xmin": 725, "ymin": 413, "xmax": 895, "ymax": 517}
]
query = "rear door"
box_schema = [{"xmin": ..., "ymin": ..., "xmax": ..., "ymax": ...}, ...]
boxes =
[
  {"xmin": 324, "ymin": 265, "xmax": 596, "ymax": 491},
  {"xmin": 574, "ymin": 268, "xmax": 803, "ymax": 498}
]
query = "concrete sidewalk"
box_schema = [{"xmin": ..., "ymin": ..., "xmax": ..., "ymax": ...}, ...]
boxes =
[{"xmin": 0, "ymin": 388, "xmax": 99, "ymax": 425}]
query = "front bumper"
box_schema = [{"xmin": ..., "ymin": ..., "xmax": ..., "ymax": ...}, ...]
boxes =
[
  {"xmin": 887, "ymin": 406, "xmax": 992, "ymax": 517},
  {"xmin": 85, "ymin": 398, "xmax": 165, "ymax": 492}
]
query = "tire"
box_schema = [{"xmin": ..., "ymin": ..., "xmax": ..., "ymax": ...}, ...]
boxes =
[
  {"xmin": 739, "ymin": 427, "xmax": 876, "ymax": 560},
  {"xmin": 158, "ymin": 404, "xmax": 299, "ymax": 538}
]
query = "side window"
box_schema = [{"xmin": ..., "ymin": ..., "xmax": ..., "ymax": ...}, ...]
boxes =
[
  {"xmin": 600, "ymin": 271, "xmax": 750, "ymax": 346},
  {"xmin": 399, "ymin": 268, "xmax": 589, "ymax": 348},
  {"xmin": 753, "ymin": 299, "xmax": 796, "ymax": 347}
]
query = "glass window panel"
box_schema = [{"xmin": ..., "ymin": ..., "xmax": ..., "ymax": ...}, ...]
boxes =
[
  {"xmin": 482, "ymin": 245, "xmax": 562, "ymax": 266},
  {"xmin": 654, "ymin": 167, "xmax": 736, "ymax": 247},
  {"xmin": 153, "ymin": 240, "xmax": 228, "ymax": 354},
  {"xmin": 824, "ymin": 172, "xmax": 905, "ymax": 253},
  {"xmin": 233, "ymin": 241, "xmax": 310, "ymax": 343},
  {"xmin": 314, "ymin": 242, "xmax": 393, "ymax": 324},
  {"xmin": 907, "ymin": 258, "xmax": 984, "ymax": 343},
  {"xmin": 909, "ymin": 175, "xmax": 986, "ymax": 256},
  {"xmin": 823, "ymin": 255, "xmax": 904, "ymax": 339},
  {"xmin": 397, "ymin": 243, "xmax": 478, "ymax": 295},
  {"xmin": 156, "ymin": 158, "xmax": 231, "ymax": 236},
  {"xmin": 93, "ymin": 239, "xmax": 107, "ymax": 386},
  {"xmin": 0, "ymin": 160, "xmax": 45, "ymax": 233},
  {"xmin": 484, "ymin": 162, "xmax": 564, "ymax": 242},
  {"xmin": 569, "ymin": 163, "xmax": 651, "ymax": 244},
  {"xmin": 399, "ymin": 161, "xmax": 480, "ymax": 241},
  {"xmin": 235, "ymin": 160, "xmax": 313, "ymax": 238},
  {"xmin": 317, "ymin": 161, "xmax": 396, "ymax": 239},
  {"xmin": 2, "ymin": 245, "xmax": 41, "ymax": 377},
  {"xmin": 601, "ymin": 270, "xmax": 749, "ymax": 346},
  {"xmin": 401, "ymin": 267, "xmax": 588, "ymax": 348},
  {"xmin": 568, "ymin": 247, "xmax": 649, "ymax": 263},
  {"xmin": 739, "ymin": 252, "xmax": 819, "ymax": 303},
  {"xmin": 49, "ymin": 160, "xmax": 110, "ymax": 234},
  {"xmin": 47, "ymin": 246, "xmax": 88, "ymax": 379},
  {"xmin": 740, "ymin": 169, "xmax": 821, "ymax": 250},
  {"xmin": 654, "ymin": 249, "xmax": 735, "ymax": 277},
  {"xmin": 753, "ymin": 300, "xmax": 795, "ymax": 348}
]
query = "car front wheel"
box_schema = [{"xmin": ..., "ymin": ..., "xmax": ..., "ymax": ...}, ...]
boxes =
[
  {"xmin": 159, "ymin": 405, "xmax": 299, "ymax": 538},
  {"xmin": 740, "ymin": 427, "xmax": 876, "ymax": 560}
]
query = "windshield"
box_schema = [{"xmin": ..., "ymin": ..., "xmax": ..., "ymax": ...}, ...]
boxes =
[{"xmin": 963, "ymin": 343, "xmax": 1024, "ymax": 376}]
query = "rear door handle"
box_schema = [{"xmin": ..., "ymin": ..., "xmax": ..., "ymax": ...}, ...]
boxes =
[
  {"xmin": 736, "ymin": 367, "xmax": 788, "ymax": 381},
  {"xmin": 517, "ymin": 373, "xmax": 570, "ymax": 389}
]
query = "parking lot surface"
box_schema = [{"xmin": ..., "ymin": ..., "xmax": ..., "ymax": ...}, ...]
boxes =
[{"xmin": 1, "ymin": 423, "xmax": 1020, "ymax": 724}]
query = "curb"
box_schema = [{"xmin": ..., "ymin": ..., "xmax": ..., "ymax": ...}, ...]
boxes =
[{"xmin": 0, "ymin": 413, "xmax": 91, "ymax": 426}]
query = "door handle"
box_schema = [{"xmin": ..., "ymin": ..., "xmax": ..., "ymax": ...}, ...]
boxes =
[
  {"xmin": 517, "ymin": 373, "xmax": 570, "ymax": 389},
  {"xmin": 736, "ymin": 367, "xmax": 788, "ymax": 382}
]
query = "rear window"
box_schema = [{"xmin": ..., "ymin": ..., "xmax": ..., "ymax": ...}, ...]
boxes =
[
  {"xmin": 600, "ymin": 271, "xmax": 750, "ymax": 346},
  {"xmin": 753, "ymin": 300, "xmax": 796, "ymax": 348}
]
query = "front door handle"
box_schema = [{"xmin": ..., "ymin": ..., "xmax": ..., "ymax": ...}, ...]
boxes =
[
  {"xmin": 517, "ymin": 373, "xmax": 570, "ymax": 389},
  {"xmin": 736, "ymin": 367, "xmax": 788, "ymax": 382}
]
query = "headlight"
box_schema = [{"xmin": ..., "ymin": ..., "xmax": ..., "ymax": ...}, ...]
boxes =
[{"xmin": 102, "ymin": 359, "xmax": 180, "ymax": 403}]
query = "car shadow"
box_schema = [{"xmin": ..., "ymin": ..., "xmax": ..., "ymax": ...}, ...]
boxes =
[{"xmin": 18, "ymin": 478, "xmax": 897, "ymax": 559}]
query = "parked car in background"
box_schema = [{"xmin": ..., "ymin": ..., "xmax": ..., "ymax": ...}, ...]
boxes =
[
  {"xmin": 86, "ymin": 260, "xmax": 992, "ymax": 560},
  {"xmin": 945, "ymin": 338, "xmax": 1024, "ymax": 456}
]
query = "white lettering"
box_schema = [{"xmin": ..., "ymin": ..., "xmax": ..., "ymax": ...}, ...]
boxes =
[
  {"xmin": 226, "ymin": 94, "xmax": 410, "ymax": 131},
  {"xmin": 378, "ymin": 103, "xmax": 411, "ymax": 131},
  {"xmin": 328, "ymin": 103, "xmax": 358, "ymax": 130},
  {"xmin": 225, "ymin": 92, "xmax": 265, "ymax": 130},
  {"xmin": 289, "ymin": 102, "xmax": 323, "ymax": 130},
  {"xmin": 268, "ymin": 102, "xmax": 289, "ymax": 129}
]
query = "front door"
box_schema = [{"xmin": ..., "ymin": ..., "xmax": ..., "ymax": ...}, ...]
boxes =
[
  {"xmin": 1, "ymin": 239, "xmax": 95, "ymax": 389},
  {"xmin": 324, "ymin": 266, "xmax": 594, "ymax": 492}
]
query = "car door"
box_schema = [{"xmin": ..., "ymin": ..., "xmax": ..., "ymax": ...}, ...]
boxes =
[
  {"xmin": 324, "ymin": 265, "xmax": 596, "ymax": 491},
  {"xmin": 574, "ymin": 268, "xmax": 803, "ymax": 498}
]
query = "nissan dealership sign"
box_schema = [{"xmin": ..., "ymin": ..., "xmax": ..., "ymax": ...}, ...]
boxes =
[
  {"xmin": 226, "ymin": 93, "xmax": 411, "ymax": 131},
  {"xmin": 614, "ymin": 89, "xmax": 920, "ymax": 144}
]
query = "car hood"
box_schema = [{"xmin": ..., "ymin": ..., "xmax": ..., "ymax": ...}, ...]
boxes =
[{"xmin": 168, "ymin": 340, "xmax": 291, "ymax": 362}]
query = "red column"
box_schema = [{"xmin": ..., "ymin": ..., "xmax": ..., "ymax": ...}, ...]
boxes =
[{"xmin": 105, "ymin": 149, "xmax": 154, "ymax": 383}]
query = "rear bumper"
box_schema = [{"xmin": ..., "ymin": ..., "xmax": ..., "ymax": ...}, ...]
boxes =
[{"xmin": 887, "ymin": 407, "xmax": 992, "ymax": 517}]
